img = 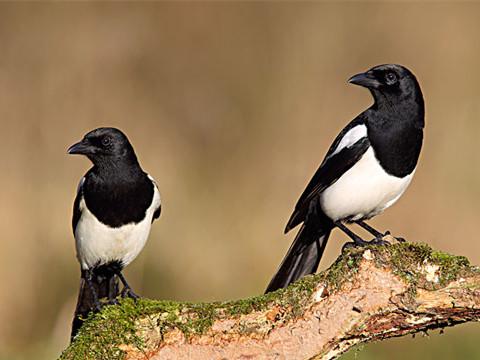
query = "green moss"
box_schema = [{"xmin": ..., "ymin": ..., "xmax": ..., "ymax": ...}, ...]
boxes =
[
  {"xmin": 318, "ymin": 242, "xmax": 473, "ymax": 291},
  {"xmin": 322, "ymin": 247, "xmax": 363, "ymax": 289},
  {"xmin": 377, "ymin": 242, "xmax": 471, "ymax": 288},
  {"xmin": 60, "ymin": 299, "xmax": 147, "ymax": 360},
  {"xmin": 429, "ymin": 249, "xmax": 471, "ymax": 283},
  {"xmin": 61, "ymin": 277, "xmax": 321, "ymax": 359},
  {"xmin": 60, "ymin": 242, "xmax": 476, "ymax": 360}
]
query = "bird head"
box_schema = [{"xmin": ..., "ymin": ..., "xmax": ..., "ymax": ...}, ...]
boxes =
[
  {"xmin": 348, "ymin": 64, "xmax": 422, "ymax": 106},
  {"xmin": 68, "ymin": 127, "xmax": 138, "ymax": 166}
]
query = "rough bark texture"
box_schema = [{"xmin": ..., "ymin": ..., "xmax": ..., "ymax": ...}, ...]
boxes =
[{"xmin": 60, "ymin": 242, "xmax": 480, "ymax": 360}]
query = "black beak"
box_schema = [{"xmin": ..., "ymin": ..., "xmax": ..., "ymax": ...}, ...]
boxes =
[
  {"xmin": 348, "ymin": 71, "xmax": 381, "ymax": 89},
  {"xmin": 67, "ymin": 140, "xmax": 94, "ymax": 155}
]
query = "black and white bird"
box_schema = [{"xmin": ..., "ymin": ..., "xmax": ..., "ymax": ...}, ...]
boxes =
[
  {"xmin": 265, "ymin": 64, "xmax": 424, "ymax": 293},
  {"xmin": 68, "ymin": 127, "xmax": 161, "ymax": 339}
]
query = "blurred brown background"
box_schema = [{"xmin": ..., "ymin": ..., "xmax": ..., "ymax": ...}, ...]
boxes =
[{"xmin": 0, "ymin": 2, "xmax": 479, "ymax": 359}]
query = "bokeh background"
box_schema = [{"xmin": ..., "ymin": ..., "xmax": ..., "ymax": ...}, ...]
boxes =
[{"xmin": 0, "ymin": 2, "xmax": 479, "ymax": 359}]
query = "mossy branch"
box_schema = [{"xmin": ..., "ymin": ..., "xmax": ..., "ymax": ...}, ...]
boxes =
[{"xmin": 60, "ymin": 242, "xmax": 480, "ymax": 360}]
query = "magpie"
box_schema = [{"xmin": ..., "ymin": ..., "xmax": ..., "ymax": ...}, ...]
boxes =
[
  {"xmin": 67, "ymin": 127, "xmax": 161, "ymax": 339},
  {"xmin": 265, "ymin": 64, "xmax": 424, "ymax": 293}
]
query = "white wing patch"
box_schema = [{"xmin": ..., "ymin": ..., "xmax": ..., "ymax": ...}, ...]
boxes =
[
  {"xmin": 77, "ymin": 177, "xmax": 85, "ymax": 194},
  {"xmin": 147, "ymin": 174, "xmax": 161, "ymax": 214},
  {"xmin": 329, "ymin": 124, "xmax": 368, "ymax": 158}
]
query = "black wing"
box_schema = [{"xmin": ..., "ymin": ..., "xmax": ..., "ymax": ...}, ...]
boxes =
[
  {"xmin": 72, "ymin": 177, "xmax": 85, "ymax": 234},
  {"xmin": 285, "ymin": 119, "xmax": 370, "ymax": 233}
]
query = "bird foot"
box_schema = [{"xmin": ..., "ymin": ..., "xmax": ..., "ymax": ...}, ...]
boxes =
[
  {"xmin": 383, "ymin": 231, "xmax": 406, "ymax": 243},
  {"xmin": 370, "ymin": 237, "xmax": 391, "ymax": 246},
  {"xmin": 92, "ymin": 300, "xmax": 103, "ymax": 312},
  {"xmin": 342, "ymin": 238, "xmax": 369, "ymax": 251},
  {"xmin": 121, "ymin": 287, "xmax": 140, "ymax": 300},
  {"xmin": 108, "ymin": 298, "xmax": 119, "ymax": 305},
  {"xmin": 341, "ymin": 242, "xmax": 358, "ymax": 251},
  {"xmin": 342, "ymin": 237, "xmax": 391, "ymax": 252}
]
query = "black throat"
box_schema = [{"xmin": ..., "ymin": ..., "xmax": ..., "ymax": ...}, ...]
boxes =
[
  {"xmin": 83, "ymin": 157, "xmax": 154, "ymax": 228},
  {"xmin": 366, "ymin": 92, "xmax": 425, "ymax": 178}
]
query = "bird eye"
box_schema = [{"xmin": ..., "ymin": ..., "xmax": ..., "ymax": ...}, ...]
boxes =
[
  {"xmin": 385, "ymin": 72, "xmax": 398, "ymax": 85},
  {"xmin": 101, "ymin": 136, "xmax": 111, "ymax": 146}
]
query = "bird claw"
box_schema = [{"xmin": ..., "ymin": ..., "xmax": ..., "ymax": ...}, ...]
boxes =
[
  {"xmin": 341, "ymin": 241, "xmax": 358, "ymax": 252},
  {"xmin": 370, "ymin": 238, "xmax": 391, "ymax": 246},
  {"xmin": 121, "ymin": 287, "xmax": 140, "ymax": 300},
  {"xmin": 108, "ymin": 298, "xmax": 119, "ymax": 305},
  {"xmin": 341, "ymin": 238, "xmax": 372, "ymax": 252},
  {"xmin": 93, "ymin": 301, "xmax": 103, "ymax": 312},
  {"xmin": 383, "ymin": 230, "xmax": 406, "ymax": 243},
  {"xmin": 342, "ymin": 237, "xmax": 391, "ymax": 252}
]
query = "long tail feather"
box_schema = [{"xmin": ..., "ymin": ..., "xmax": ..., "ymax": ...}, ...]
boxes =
[
  {"xmin": 265, "ymin": 221, "xmax": 332, "ymax": 293},
  {"xmin": 71, "ymin": 269, "xmax": 119, "ymax": 340}
]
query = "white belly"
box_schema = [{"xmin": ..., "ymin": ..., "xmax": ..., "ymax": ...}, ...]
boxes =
[
  {"xmin": 320, "ymin": 147, "xmax": 413, "ymax": 222},
  {"xmin": 75, "ymin": 185, "xmax": 161, "ymax": 270}
]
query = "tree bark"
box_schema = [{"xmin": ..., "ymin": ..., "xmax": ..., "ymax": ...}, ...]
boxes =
[{"xmin": 60, "ymin": 241, "xmax": 480, "ymax": 360}]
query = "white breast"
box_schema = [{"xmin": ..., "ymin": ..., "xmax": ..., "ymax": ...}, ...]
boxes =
[
  {"xmin": 319, "ymin": 147, "xmax": 413, "ymax": 222},
  {"xmin": 75, "ymin": 178, "xmax": 161, "ymax": 270}
]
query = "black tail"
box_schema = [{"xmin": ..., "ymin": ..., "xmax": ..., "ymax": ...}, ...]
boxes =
[
  {"xmin": 265, "ymin": 221, "xmax": 333, "ymax": 293},
  {"xmin": 71, "ymin": 269, "xmax": 119, "ymax": 341}
]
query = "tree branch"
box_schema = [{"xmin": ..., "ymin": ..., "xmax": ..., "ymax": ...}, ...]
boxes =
[{"xmin": 60, "ymin": 242, "xmax": 480, "ymax": 360}]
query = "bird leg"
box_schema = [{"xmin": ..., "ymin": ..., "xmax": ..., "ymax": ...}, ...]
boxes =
[
  {"xmin": 355, "ymin": 220, "xmax": 383, "ymax": 238},
  {"xmin": 355, "ymin": 220, "xmax": 406, "ymax": 243},
  {"xmin": 116, "ymin": 272, "xmax": 140, "ymax": 300},
  {"xmin": 335, "ymin": 222, "xmax": 370, "ymax": 249},
  {"xmin": 107, "ymin": 275, "xmax": 119, "ymax": 305},
  {"xmin": 335, "ymin": 221, "xmax": 390, "ymax": 252},
  {"xmin": 84, "ymin": 269, "xmax": 102, "ymax": 311}
]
